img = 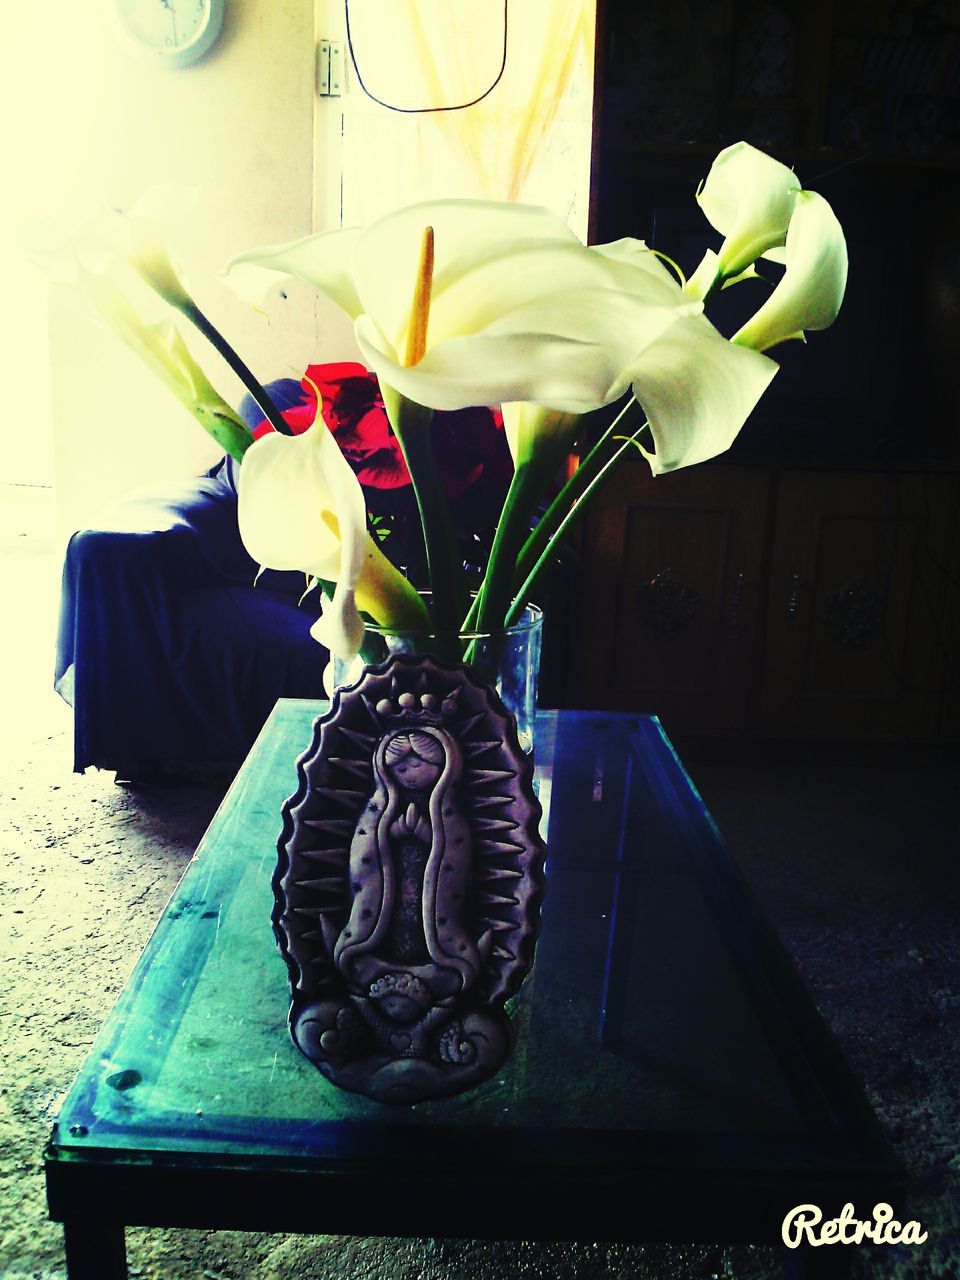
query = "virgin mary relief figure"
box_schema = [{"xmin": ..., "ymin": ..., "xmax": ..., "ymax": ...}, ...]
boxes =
[
  {"xmin": 278, "ymin": 659, "xmax": 546, "ymax": 1105},
  {"xmin": 335, "ymin": 728, "xmax": 492, "ymax": 1012}
]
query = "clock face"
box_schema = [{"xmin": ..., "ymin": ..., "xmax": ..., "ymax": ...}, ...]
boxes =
[{"xmin": 116, "ymin": 0, "xmax": 225, "ymax": 67}]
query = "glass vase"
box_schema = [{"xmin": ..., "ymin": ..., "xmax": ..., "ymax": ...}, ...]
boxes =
[{"xmin": 330, "ymin": 597, "xmax": 543, "ymax": 753}]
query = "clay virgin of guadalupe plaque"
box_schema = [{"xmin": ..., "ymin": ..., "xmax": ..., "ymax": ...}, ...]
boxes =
[{"xmin": 274, "ymin": 654, "xmax": 547, "ymax": 1105}]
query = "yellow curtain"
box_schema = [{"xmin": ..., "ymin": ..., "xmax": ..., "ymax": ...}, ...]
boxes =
[{"xmin": 340, "ymin": 0, "xmax": 595, "ymax": 234}]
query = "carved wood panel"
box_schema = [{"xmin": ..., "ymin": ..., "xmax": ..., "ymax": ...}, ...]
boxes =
[
  {"xmin": 759, "ymin": 470, "xmax": 960, "ymax": 739},
  {"xmin": 571, "ymin": 463, "xmax": 771, "ymax": 732}
]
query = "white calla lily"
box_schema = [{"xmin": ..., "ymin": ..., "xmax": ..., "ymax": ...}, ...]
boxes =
[
  {"xmin": 684, "ymin": 249, "xmax": 762, "ymax": 301},
  {"xmin": 25, "ymin": 185, "xmax": 197, "ymax": 311},
  {"xmin": 27, "ymin": 185, "xmax": 296, "ymax": 443},
  {"xmin": 732, "ymin": 190, "xmax": 848, "ymax": 352},
  {"xmin": 697, "ymin": 141, "xmax": 801, "ymax": 280},
  {"xmin": 78, "ymin": 268, "xmax": 252, "ymax": 462},
  {"xmin": 501, "ymin": 403, "xmax": 581, "ymax": 469},
  {"xmin": 684, "ymin": 249, "xmax": 720, "ymax": 302},
  {"xmin": 226, "ymin": 226, "xmax": 365, "ymax": 320},
  {"xmin": 587, "ymin": 238, "xmax": 778, "ymax": 473},
  {"xmin": 224, "ymin": 200, "xmax": 700, "ymax": 415},
  {"xmin": 109, "ymin": 186, "xmax": 198, "ymax": 310},
  {"xmin": 629, "ymin": 315, "xmax": 778, "ymax": 474},
  {"xmin": 237, "ymin": 423, "xmax": 429, "ymax": 659}
]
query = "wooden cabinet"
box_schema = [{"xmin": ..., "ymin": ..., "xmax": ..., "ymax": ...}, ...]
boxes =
[
  {"xmin": 567, "ymin": 462, "xmax": 960, "ymax": 742},
  {"xmin": 573, "ymin": 464, "xmax": 772, "ymax": 732},
  {"xmin": 596, "ymin": 0, "xmax": 960, "ymax": 166},
  {"xmin": 759, "ymin": 470, "xmax": 960, "ymax": 740},
  {"xmin": 583, "ymin": 0, "xmax": 960, "ymax": 741}
]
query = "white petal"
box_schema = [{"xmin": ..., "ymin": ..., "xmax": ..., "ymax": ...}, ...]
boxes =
[
  {"xmin": 238, "ymin": 432, "xmax": 342, "ymax": 578},
  {"xmin": 684, "ymin": 250, "xmax": 720, "ymax": 301},
  {"xmin": 78, "ymin": 269, "xmax": 196, "ymax": 404},
  {"xmin": 697, "ymin": 142, "xmax": 801, "ymax": 277},
  {"xmin": 353, "ymin": 199, "xmax": 579, "ymax": 347},
  {"xmin": 501, "ymin": 402, "xmax": 524, "ymax": 463},
  {"xmin": 357, "ymin": 286, "xmax": 682, "ymax": 413},
  {"xmin": 239, "ymin": 425, "xmax": 371, "ymax": 662},
  {"xmin": 732, "ymin": 190, "xmax": 848, "ymax": 352},
  {"xmin": 223, "ymin": 227, "xmax": 364, "ymax": 315},
  {"xmin": 500, "ymin": 403, "xmax": 580, "ymax": 467},
  {"xmin": 589, "ymin": 238, "xmax": 687, "ymax": 296},
  {"xmin": 24, "ymin": 188, "xmax": 195, "ymax": 309},
  {"xmin": 311, "ymin": 588, "xmax": 366, "ymax": 660},
  {"xmin": 119, "ymin": 185, "xmax": 198, "ymax": 307},
  {"xmin": 630, "ymin": 316, "xmax": 778, "ymax": 473}
]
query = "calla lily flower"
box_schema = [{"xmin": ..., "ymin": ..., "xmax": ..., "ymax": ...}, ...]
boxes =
[
  {"xmin": 27, "ymin": 187, "xmax": 295, "ymax": 442},
  {"xmin": 500, "ymin": 403, "xmax": 581, "ymax": 470},
  {"xmin": 237, "ymin": 422, "xmax": 429, "ymax": 658},
  {"xmin": 78, "ymin": 268, "xmax": 252, "ymax": 462},
  {"xmin": 683, "ymin": 248, "xmax": 761, "ymax": 301},
  {"xmin": 25, "ymin": 185, "xmax": 197, "ymax": 312},
  {"xmin": 582, "ymin": 237, "xmax": 778, "ymax": 473},
  {"xmin": 112, "ymin": 186, "xmax": 198, "ymax": 311},
  {"xmin": 628, "ymin": 315, "xmax": 778, "ymax": 474},
  {"xmin": 697, "ymin": 141, "xmax": 801, "ymax": 281},
  {"xmin": 224, "ymin": 200, "xmax": 701, "ymax": 416},
  {"xmin": 733, "ymin": 190, "xmax": 848, "ymax": 353}
]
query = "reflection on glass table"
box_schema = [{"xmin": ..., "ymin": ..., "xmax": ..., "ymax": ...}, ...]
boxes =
[{"xmin": 46, "ymin": 703, "xmax": 902, "ymax": 1280}]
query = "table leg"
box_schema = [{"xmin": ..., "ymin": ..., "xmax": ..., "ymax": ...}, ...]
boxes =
[
  {"xmin": 63, "ymin": 1218, "xmax": 127, "ymax": 1280},
  {"xmin": 599, "ymin": 754, "xmax": 639, "ymax": 1048},
  {"xmin": 782, "ymin": 1245, "xmax": 852, "ymax": 1279}
]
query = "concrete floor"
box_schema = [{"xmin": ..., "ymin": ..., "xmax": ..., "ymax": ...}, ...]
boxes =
[{"xmin": 1, "ymin": 484, "xmax": 958, "ymax": 1279}]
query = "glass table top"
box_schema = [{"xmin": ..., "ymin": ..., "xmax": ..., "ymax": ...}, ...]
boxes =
[{"xmin": 50, "ymin": 704, "xmax": 890, "ymax": 1175}]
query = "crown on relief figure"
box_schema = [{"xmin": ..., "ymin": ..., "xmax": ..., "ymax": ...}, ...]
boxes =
[{"xmin": 373, "ymin": 686, "xmax": 460, "ymax": 726}]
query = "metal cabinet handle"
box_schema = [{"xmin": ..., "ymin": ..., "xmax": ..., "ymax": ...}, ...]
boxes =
[
  {"xmin": 786, "ymin": 572, "xmax": 804, "ymax": 627},
  {"xmin": 728, "ymin": 571, "xmax": 746, "ymax": 635}
]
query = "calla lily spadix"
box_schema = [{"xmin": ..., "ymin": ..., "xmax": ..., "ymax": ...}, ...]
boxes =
[
  {"xmin": 237, "ymin": 421, "xmax": 430, "ymax": 659},
  {"xmin": 732, "ymin": 190, "xmax": 848, "ymax": 353},
  {"xmin": 696, "ymin": 141, "xmax": 802, "ymax": 282},
  {"xmin": 224, "ymin": 199, "xmax": 703, "ymax": 416}
]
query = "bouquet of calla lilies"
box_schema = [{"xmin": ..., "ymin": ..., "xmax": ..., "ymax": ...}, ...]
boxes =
[{"xmin": 34, "ymin": 142, "xmax": 847, "ymax": 675}]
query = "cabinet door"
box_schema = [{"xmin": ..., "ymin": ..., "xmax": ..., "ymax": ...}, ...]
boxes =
[
  {"xmin": 760, "ymin": 470, "xmax": 959, "ymax": 740},
  {"xmin": 572, "ymin": 463, "xmax": 771, "ymax": 731}
]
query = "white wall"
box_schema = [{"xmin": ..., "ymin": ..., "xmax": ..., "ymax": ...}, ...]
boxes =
[{"xmin": 34, "ymin": 0, "xmax": 354, "ymax": 532}]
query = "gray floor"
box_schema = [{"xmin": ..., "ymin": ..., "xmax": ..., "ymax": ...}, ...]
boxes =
[{"xmin": 1, "ymin": 484, "xmax": 958, "ymax": 1279}]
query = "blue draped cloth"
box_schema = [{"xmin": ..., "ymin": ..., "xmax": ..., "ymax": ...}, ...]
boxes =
[{"xmin": 55, "ymin": 381, "xmax": 328, "ymax": 775}]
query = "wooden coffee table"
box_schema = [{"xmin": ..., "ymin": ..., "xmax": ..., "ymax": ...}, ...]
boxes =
[{"xmin": 45, "ymin": 702, "xmax": 902, "ymax": 1279}]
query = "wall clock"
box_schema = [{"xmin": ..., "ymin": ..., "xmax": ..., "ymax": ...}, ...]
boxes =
[{"xmin": 116, "ymin": 0, "xmax": 226, "ymax": 69}]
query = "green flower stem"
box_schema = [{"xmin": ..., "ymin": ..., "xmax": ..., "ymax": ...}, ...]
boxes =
[
  {"xmin": 194, "ymin": 408, "xmax": 253, "ymax": 463},
  {"xmin": 505, "ymin": 413, "xmax": 649, "ymax": 628},
  {"xmin": 381, "ymin": 385, "xmax": 467, "ymax": 645},
  {"xmin": 475, "ymin": 458, "xmax": 549, "ymax": 635},
  {"xmin": 180, "ymin": 300, "xmax": 292, "ymax": 437},
  {"xmin": 461, "ymin": 582, "xmax": 484, "ymax": 633},
  {"xmin": 509, "ymin": 397, "xmax": 645, "ymax": 598},
  {"xmin": 463, "ymin": 436, "xmax": 572, "ymax": 665}
]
